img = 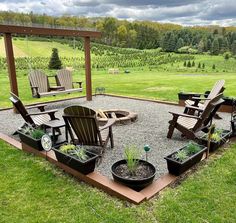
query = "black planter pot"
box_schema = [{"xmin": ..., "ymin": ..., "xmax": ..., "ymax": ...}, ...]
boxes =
[
  {"xmin": 164, "ymin": 145, "xmax": 207, "ymax": 176},
  {"xmin": 53, "ymin": 148, "xmax": 99, "ymax": 175},
  {"xmin": 222, "ymin": 97, "xmax": 235, "ymax": 106},
  {"xmin": 178, "ymin": 92, "xmax": 201, "ymax": 101},
  {"xmin": 18, "ymin": 131, "xmax": 43, "ymax": 151},
  {"xmin": 198, "ymin": 130, "xmax": 231, "ymax": 152},
  {"xmin": 111, "ymin": 159, "xmax": 156, "ymax": 191}
]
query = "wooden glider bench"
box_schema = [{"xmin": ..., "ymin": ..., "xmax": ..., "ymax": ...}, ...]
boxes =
[{"xmin": 29, "ymin": 70, "xmax": 82, "ymax": 98}]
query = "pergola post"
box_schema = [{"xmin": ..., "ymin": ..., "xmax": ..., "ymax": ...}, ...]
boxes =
[
  {"xmin": 4, "ymin": 33, "xmax": 18, "ymax": 112},
  {"xmin": 84, "ymin": 36, "xmax": 92, "ymax": 101},
  {"xmin": 4, "ymin": 33, "xmax": 18, "ymax": 96}
]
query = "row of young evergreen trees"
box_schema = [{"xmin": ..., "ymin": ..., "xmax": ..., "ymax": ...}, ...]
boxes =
[{"xmin": 1, "ymin": 11, "xmax": 236, "ymax": 55}]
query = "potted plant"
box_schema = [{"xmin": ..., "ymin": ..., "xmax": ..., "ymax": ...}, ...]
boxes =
[
  {"xmin": 17, "ymin": 124, "xmax": 45, "ymax": 151},
  {"xmin": 198, "ymin": 128, "xmax": 231, "ymax": 152},
  {"xmin": 164, "ymin": 142, "xmax": 207, "ymax": 176},
  {"xmin": 111, "ymin": 145, "xmax": 156, "ymax": 191},
  {"xmin": 53, "ymin": 144, "xmax": 99, "ymax": 175}
]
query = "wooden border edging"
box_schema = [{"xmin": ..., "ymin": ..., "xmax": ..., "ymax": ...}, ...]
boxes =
[
  {"xmin": 100, "ymin": 93, "xmax": 180, "ymax": 106},
  {"xmin": 0, "ymin": 132, "xmax": 177, "ymax": 204}
]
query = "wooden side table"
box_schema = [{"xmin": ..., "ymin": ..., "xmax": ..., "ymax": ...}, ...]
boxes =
[{"xmin": 44, "ymin": 120, "xmax": 66, "ymax": 146}]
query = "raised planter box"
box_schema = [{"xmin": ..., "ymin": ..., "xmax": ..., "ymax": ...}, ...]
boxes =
[
  {"xmin": 18, "ymin": 130, "xmax": 43, "ymax": 151},
  {"xmin": 198, "ymin": 130, "xmax": 231, "ymax": 152},
  {"xmin": 164, "ymin": 145, "xmax": 207, "ymax": 176},
  {"xmin": 111, "ymin": 159, "xmax": 156, "ymax": 191},
  {"xmin": 53, "ymin": 147, "xmax": 99, "ymax": 175}
]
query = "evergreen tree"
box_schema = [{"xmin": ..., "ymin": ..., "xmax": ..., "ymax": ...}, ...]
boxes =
[
  {"xmin": 175, "ymin": 38, "xmax": 184, "ymax": 51},
  {"xmin": 202, "ymin": 63, "xmax": 205, "ymax": 69},
  {"xmin": 231, "ymin": 40, "xmax": 236, "ymax": 55},
  {"xmin": 211, "ymin": 38, "xmax": 220, "ymax": 55},
  {"xmin": 224, "ymin": 53, "xmax": 230, "ymax": 60},
  {"xmin": 187, "ymin": 61, "xmax": 192, "ymax": 67},
  {"xmin": 198, "ymin": 62, "xmax": 201, "ymax": 68},
  {"xmin": 192, "ymin": 61, "xmax": 195, "ymax": 67},
  {"xmin": 48, "ymin": 48, "xmax": 62, "ymax": 69},
  {"xmin": 183, "ymin": 61, "xmax": 187, "ymax": 67},
  {"xmin": 212, "ymin": 64, "xmax": 216, "ymax": 69}
]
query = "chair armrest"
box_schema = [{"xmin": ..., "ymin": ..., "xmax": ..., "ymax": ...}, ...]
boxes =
[
  {"xmin": 169, "ymin": 111, "xmax": 200, "ymax": 119},
  {"xmin": 185, "ymin": 105, "xmax": 204, "ymax": 112},
  {"xmin": 27, "ymin": 109, "xmax": 58, "ymax": 116},
  {"xmin": 99, "ymin": 118, "xmax": 116, "ymax": 131},
  {"xmin": 26, "ymin": 103, "xmax": 48, "ymax": 111},
  {"xmin": 191, "ymin": 97, "xmax": 210, "ymax": 100}
]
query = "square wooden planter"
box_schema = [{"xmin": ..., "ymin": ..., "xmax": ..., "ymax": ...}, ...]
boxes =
[
  {"xmin": 53, "ymin": 147, "xmax": 99, "ymax": 175},
  {"xmin": 198, "ymin": 130, "xmax": 231, "ymax": 152},
  {"xmin": 164, "ymin": 145, "xmax": 207, "ymax": 176},
  {"xmin": 17, "ymin": 131, "xmax": 43, "ymax": 151}
]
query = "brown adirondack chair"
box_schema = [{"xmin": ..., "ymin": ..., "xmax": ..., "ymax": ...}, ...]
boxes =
[
  {"xmin": 28, "ymin": 70, "xmax": 65, "ymax": 98},
  {"xmin": 184, "ymin": 80, "xmax": 225, "ymax": 114},
  {"xmin": 9, "ymin": 92, "xmax": 58, "ymax": 127},
  {"xmin": 63, "ymin": 105, "xmax": 115, "ymax": 154},
  {"xmin": 167, "ymin": 93, "xmax": 224, "ymax": 139},
  {"xmin": 55, "ymin": 69, "xmax": 82, "ymax": 93}
]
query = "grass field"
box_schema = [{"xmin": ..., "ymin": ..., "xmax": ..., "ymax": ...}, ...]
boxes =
[
  {"xmin": 1, "ymin": 68, "xmax": 236, "ymax": 108},
  {"xmin": 0, "ymin": 140, "xmax": 235, "ymax": 222}
]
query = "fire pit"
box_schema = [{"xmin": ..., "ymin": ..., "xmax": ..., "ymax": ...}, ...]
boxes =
[{"xmin": 97, "ymin": 109, "xmax": 138, "ymax": 125}]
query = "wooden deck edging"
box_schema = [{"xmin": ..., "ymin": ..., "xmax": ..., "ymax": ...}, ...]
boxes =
[{"xmin": 0, "ymin": 132, "xmax": 176, "ymax": 204}]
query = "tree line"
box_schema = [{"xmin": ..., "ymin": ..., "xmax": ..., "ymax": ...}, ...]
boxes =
[{"xmin": 1, "ymin": 11, "xmax": 236, "ymax": 55}]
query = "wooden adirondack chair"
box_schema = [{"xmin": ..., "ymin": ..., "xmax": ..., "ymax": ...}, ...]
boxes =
[
  {"xmin": 167, "ymin": 94, "xmax": 224, "ymax": 139},
  {"xmin": 28, "ymin": 70, "xmax": 65, "ymax": 98},
  {"xmin": 184, "ymin": 80, "xmax": 225, "ymax": 114},
  {"xmin": 55, "ymin": 69, "xmax": 82, "ymax": 93},
  {"xmin": 9, "ymin": 92, "xmax": 58, "ymax": 127},
  {"xmin": 63, "ymin": 105, "xmax": 115, "ymax": 154}
]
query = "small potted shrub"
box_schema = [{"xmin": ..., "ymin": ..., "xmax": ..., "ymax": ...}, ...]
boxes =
[
  {"xmin": 17, "ymin": 124, "xmax": 45, "ymax": 151},
  {"xmin": 111, "ymin": 145, "xmax": 156, "ymax": 191},
  {"xmin": 198, "ymin": 128, "xmax": 231, "ymax": 152},
  {"xmin": 53, "ymin": 144, "xmax": 99, "ymax": 174},
  {"xmin": 164, "ymin": 142, "xmax": 207, "ymax": 176}
]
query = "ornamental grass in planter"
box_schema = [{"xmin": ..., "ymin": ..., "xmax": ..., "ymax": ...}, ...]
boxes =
[
  {"xmin": 111, "ymin": 145, "xmax": 156, "ymax": 191},
  {"xmin": 165, "ymin": 142, "xmax": 207, "ymax": 176},
  {"xmin": 53, "ymin": 144, "xmax": 99, "ymax": 175},
  {"xmin": 17, "ymin": 124, "xmax": 45, "ymax": 151},
  {"xmin": 198, "ymin": 128, "xmax": 231, "ymax": 152}
]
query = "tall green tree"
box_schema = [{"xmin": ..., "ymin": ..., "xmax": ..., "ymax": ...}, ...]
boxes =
[
  {"xmin": 231, "ymin": 40, "xmax": 236, "ymax": 55},
  {"xmin": 175, "ymin": 38, "xmax": 184, "ymax": 51},
  {"xmin": 211, "ymin": 38, "xmax": 220, "ymax": 55}
]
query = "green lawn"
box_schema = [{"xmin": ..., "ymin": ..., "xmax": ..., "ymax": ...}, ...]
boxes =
[
  {"xmin": 0, "ymin": 38, "xmax": 85, "ymax": 58},
  {"xmin": 0, "ymin": 140, "xmax": 236, "ymax": 222},
  {"xmin": 1, "ymin": 68, "xmax": 236, "ymax": 108}
]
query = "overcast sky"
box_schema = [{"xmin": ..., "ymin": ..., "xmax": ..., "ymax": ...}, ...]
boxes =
[{"xmin": 0, "ymin": 0, "xmax": 236, "ymax": 26}]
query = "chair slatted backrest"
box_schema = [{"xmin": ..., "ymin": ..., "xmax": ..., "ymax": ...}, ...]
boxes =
[
  {"xmin": 29, "ymin": 70, "xmax": 49, "ymax": 93},
  {"xmin": 56, "ymin": 69, "xmax": 73, "ymax": 90},
  {"xmin": 203, "ymin": 80, "xmax": 225, "ymax": 107},
  {"xmin": 63, "ymin": 105, "xmax": 102, "ymax": 146},
  {"xmin": 193, "ymin": 93, "xmax": 223, "ymax": 131},
  {"xmin": 9, "ymin": 92, "xmax": 35, "ymax": 126}
]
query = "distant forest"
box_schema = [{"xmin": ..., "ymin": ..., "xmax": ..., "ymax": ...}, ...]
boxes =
[{"xmin": 1, "ymin": 11, "xmax": 236, "ymax": 55}]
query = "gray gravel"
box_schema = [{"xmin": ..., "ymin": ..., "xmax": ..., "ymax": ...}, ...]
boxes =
[{"xmin": 0, "ymin": 95, "xmax": 231, "ymax": 179}]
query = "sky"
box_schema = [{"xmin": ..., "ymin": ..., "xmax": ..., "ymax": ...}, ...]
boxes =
[{"xmin": 0, "ymin": 0, "xmax": 236, "ymax": 26}]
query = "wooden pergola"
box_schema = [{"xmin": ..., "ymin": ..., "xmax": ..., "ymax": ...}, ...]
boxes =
[{"xmin": 0, "ymin": 24, "xmax": 101, "ymax": 104}]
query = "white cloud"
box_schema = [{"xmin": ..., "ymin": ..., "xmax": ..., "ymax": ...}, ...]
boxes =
[{"xmin": 0, "ymin": 0, "xmax": 235, "ymax": 26}]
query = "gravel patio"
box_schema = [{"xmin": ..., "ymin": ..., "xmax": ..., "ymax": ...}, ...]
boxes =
[{"xmin": 0, "ymin": 95, "xmax": 231, "ymax": 179}]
